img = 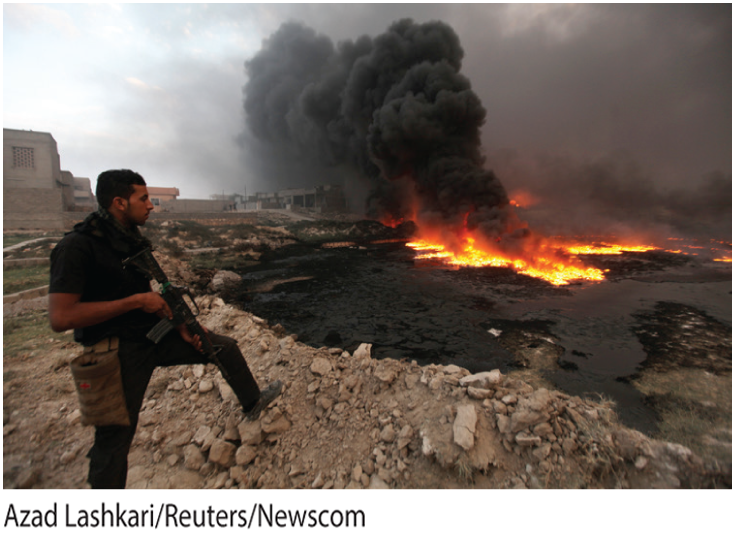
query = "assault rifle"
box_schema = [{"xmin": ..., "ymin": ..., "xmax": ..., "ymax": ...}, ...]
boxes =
[{"xmin": 122, "ymin": 246, "xmax": 231, "ymax": 379}]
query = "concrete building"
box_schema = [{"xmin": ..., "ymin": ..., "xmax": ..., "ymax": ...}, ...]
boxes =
[
  {"xmin": 160, "ymin": 198, "xmax": 228, "ymax": 213},
  {"xmin": 71, "ymin": 176, "xmax": 96, "ymax": 211},
  {"xmin": 147, "ymin": 186, "xmax": 180, "ymax": 211},
  {"xmin": 4, "ymin": 128, "xmax": 67, "ymax": 229},
  {"xmin": 3, "ymin": 128, "xmax": 96, "ymax": 229}
]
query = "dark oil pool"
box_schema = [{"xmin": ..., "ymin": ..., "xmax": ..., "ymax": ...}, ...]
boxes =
[{"xmin": 229, "ymin": 242, "xmax": 731, "ymax": 434}]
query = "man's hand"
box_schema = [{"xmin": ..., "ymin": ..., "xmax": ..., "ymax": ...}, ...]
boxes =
[
  {"xmin": 136, "ymin": 292, "xmax": 173, "ymax": 319},
  {"xmin": 177, "ymin": 324, "xmax": 208, "ymax": 352}
]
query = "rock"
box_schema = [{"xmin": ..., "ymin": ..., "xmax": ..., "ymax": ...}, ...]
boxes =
[
  {"xmin": 421, "ymin": 434, "xmax": 435, "ymax": 457},
  {"xmin": 496, "ymin": 414, "xmax": 511, "ymax": 434},
  {"xmin": 212, "ymin": 270, "xmax": 241, "ymax": 291},
  {"xmin": 212, "ymin": 471, "xmax": 229, "ymax": 489},
  {"xmin": 369, "ymin": 475, "xmax": 390, "ymax": 489},
  {"xmin": 515, "ymin": 432, "xmax": 542, "ymax": 447},
  {"xmin": 262, "ymin": 409, "xmax": 291, "ymax": 435},
  {"xmin": 352, "ymin": 343, "xmax": 373, "ymax": 361},
  {"xmin": 509, "ymin": 392, "xmax": 552, "ymax": 433},
  {"xmin": 613, "ymin": 428, "xmax": 648, "ymax": 460},
  {"xmin": 230, "ymin": 466, "xmax": 246, "ymax": 483},
  {"xmin": 238, "ymin": 420, "xmax": 264, "ymax": 446},
  {"xmin": 396, "ymin": 425, "xmax": 414, "ymax": 450},
  {"xmin": 405, "ymin": 373, "xmax": 420, "ymax": 390},
  {"xmin": 453, "ymin": 404, "xmax": 477, "ymax": 451},
  {"xmin": 443, "ymin": 364, "xmax": 464, "ymax": 375},
  {"xmin": 374, "ymin": 362, "xmax": 401, "ymax": 384},
  {"xmin": 201, "ymin": 426, "xmax": 222, "ymax": 452},
  {"xmin": 493, "ymin": 401, "xmax": 508, "ymax": 414},
  {"xmin": 310, "ymin": 357, "xmax": 333, "ymax": 376},
  {"xmin": 224, "ymin": 414, "xmax": 241, "ymax": 441},
  {"xmin": 312, "ymin": 472, "xmax": 325, "ymax": 489},
  {"xmin": 217, "ymin": 381, "xmax": 238, "ymax": 404},
  {"xmin": 193, "ymin": 426, "xmax": 212, "ymax": 446},
  {"xmin": 562, "ymin": 438, "xmax": 578, "ymax": 454},
  {"xmin": 192, "ymin": 365, "xmax": 206, "ymax": 378},
  {"xmin": 352, "ymin": 464, "xmax": 363, "ymax": 482},
  {"xmin": 127, "ymin": 465, "xmax": 152, "ymax": 487},
  {"xmin": 184, "ymin": 444, "xmax": 205, "ymax": 470},
  {"xmin": 532, "ymin": 443, "xmax": 552, "ymax": 461},
  {"xmin": 533, "ymin": 422, "xmax": 554, "ymax": 438},
  {"xmin": 380, "ymin": 424, "xmax": 396, "ymax": 443},
  {"xmin": 199, "ymin": 379, "xmax": 214, "ymax": 393},
  {"xmin": 171, "ymin": 432, "xmax": 192, "ymax": 447},
  {"xmin": 316, "ymin": 397, "xmax": 334, "ymax": 411},
  {"xmin": 376, "ymin": 467, "xmax": 392, "ymax": 485},
  {"xmin": 467, "ymin": 387, "xmax": 492, "ymax": 400},
  {"xmin": 208, "ymin": 439, "xmax": 237, "ymax": 467},
  {"xmin": 236, "ymin": 445, "xmax": 257, "ymax": 466},
  {"xmin": 459, "ymin": 370, "xmax": 502, "ymax": 389},
  {"xmin": 169, "ymin": 470, "xmax": 204, "ymax": 489},
  {"xmin": 139, "ymin": 411, "xmax": 158, "ymax": 426}
]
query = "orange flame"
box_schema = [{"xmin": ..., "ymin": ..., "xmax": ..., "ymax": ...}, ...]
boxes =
[
  {"xmin": 408, "ymin": 236, "xmax": 605, "ymax": 286},
  {"xmin": 561, "ymin": 243, "xmax": 657, "ymax": 255},
  {"xmin": 382, "ymin": 184, "xmax": 730, "ymax": 285}
]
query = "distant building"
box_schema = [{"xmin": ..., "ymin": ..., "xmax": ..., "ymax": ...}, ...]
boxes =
[
  {"xmin": 243, "ymin": 185, "xmax": 346, "ymax": 212},
  {"xmin": 147, "ymin": 186, "xmax": 180, "ymax": 211},
  {"xmin": 71, "ymin": 176, "xmax": 96, "ymax": 211},
  {"xmin": 3, "ymin": 128, "xmax": 96, "ymax": 228},
  {"xmin": 160, "ymin": 198, "xmax": 228, "ymax": 213}
]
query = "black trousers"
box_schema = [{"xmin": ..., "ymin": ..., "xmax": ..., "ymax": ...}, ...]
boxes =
[{"xmin": 86, "ymin": 332, "xmax": 260, "ymax": 489}]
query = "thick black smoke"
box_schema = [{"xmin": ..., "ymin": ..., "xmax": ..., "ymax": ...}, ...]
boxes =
[{"xmin": 243, "ymin": 19, "xmax": 518, "ymax": 246}]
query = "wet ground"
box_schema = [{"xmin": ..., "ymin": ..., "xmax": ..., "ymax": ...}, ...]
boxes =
[{"xmin": 228, "ymin": 242, "xmax": 731, "ymax": 435}]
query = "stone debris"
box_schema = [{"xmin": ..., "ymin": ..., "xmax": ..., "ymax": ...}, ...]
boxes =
[
  {"xmin": 453, "ymin": 405, "xmax": 477, "ymax": 451},
  {"xmin": 210, "ymin": 270, "xmax": 242, "ymax": 292}
]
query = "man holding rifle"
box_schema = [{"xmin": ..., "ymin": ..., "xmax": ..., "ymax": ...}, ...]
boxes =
[{"xmin": 49, "ymin": 169, "xmax": 282, "ymax": 489}]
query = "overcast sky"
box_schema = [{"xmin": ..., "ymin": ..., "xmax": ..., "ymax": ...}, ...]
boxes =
[{"xmin": 3, "ymin": 3, "xmax": 731, "ymax": 206}]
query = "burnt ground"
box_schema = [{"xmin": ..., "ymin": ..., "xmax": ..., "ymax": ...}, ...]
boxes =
[{"xmin": 223, "ymin": 235, "xmax": 731, "ymax": 445}]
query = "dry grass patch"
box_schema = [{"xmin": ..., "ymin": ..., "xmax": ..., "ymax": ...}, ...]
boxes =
[{"xmin": 632, "ymin": 368, "xmax": 732, "ymax": 464}]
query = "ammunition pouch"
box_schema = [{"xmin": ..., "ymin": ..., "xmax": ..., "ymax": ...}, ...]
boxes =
[{"xmin": 70, "ymin": 337, "xmax": 130, "ymax": 427}]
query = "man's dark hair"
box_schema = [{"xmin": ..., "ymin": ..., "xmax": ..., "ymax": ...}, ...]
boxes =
[{"xmin": 95, "ymin": 169, "xmax": 147, "ymax": 210}]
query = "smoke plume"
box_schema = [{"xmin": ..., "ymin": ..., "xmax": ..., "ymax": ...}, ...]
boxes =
[
  {"xmin": 243, "ymin": 19, "xmax": 520, "ymax": 249},
  {"xmin": 491, "ymin": 149, "xmax": 733, "ymax": 242}
]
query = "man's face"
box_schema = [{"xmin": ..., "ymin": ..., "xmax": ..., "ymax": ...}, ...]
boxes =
[{"xmin": 120, "ymin": 184, "xmax": 154, "ymax": 227}]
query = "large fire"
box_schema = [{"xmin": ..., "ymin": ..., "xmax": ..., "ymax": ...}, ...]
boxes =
[
  {"xmin": 398, "ymin": 229, "xmax": 731, "ymax": 287},
  {"xmin": 406, "ymin": 236, "xmax": 606, "ymax": 286},
  {"xmin": 380, "ymin": 183, "xmax": 731, "ymax": 287}
]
